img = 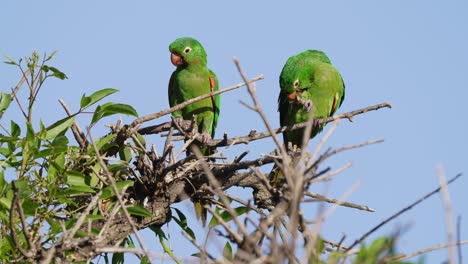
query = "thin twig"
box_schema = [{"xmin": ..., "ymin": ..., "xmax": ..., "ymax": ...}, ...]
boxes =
[
  {"xmin": 58, "ymin": 99, "xmax": 87, "ymax": 148},
  {"xmin": 89, "ymin": 131, "xmax": 154, "ymax": 264},
  {"xmin": 0, "ymin": 69, "xmax": 30, "ymax": 120},
  {"xmin": 138, "ymin": 103, "xmax": 391, "ymax": 149},
  {"xmin": 192, "ymin": 148, "xmax": 250, "ymax": 240},
  {"xmin": 14, "ymin": 189, "xmax": 34, "ymax": 254},
  {"xmin": 10, "ymin": 182, "xmax": 33, "ymax": 259},
  {"xmin": 309, "ymin": 120, "xmax": 339, "ymax": 165},
  {"xmin": 181, "ymin": 231, "xmax": 218, "ymax": 263},
  {"xmin": 305, "ymin": 182, "xmax": 361, "ymax": 262},
  {"xmin": 436, "ymin": 165, "xmax": 455, "ymax": 264},
  {"xmin": 393, "ymin": 240, "xmax": 468, "ymax": 262},
  {"xmin": 65, "ymin": 191, "xmax": 102, "ymax": 240},
  {"xmin": 205, "ymin": 206, "xmax": 243, "ymax": 244},
  {"xmin": 97, "ymin": 247, "xmax": 145, "ymax": 257},
  {"xmin": 345, "ymin": 173, "xmax": 463, "ymax": 252},
  {"xmin": 457, "ymin": 215, "xmax": 463, "ymax": 264},
  {"xmin": 130, "ymin": 75, "xmax": 264, "ymax": 128},
  {"xmin": 304, "ymin": 191, "xmax": 375, "ymax": 212},
  {"xmin": 305, "ymin": 138, "xmax": 384, "ymax": 176}
]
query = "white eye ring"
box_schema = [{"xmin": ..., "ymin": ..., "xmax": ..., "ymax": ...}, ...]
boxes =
[
  {"xmin": 183, "ymin": 47, "xmax": 192, "ymax": 54},
  {"xmin": 293, "ymin": 80, "xmax": 300, "ymax": 88}
]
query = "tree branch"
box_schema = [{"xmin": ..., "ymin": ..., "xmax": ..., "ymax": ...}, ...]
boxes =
[
  {"xmin": 130, "ymin": 74, "xmax": 264, "ymax": 128},
  {"xmin": 345, "ymin": 173, "xmax": 463, "ymax": 252},
  {"xmin": 138, "ymin": 102, "xmax": 392, "ymax": 149}
]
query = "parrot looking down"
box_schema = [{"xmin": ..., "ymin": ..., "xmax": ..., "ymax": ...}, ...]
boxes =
[
  {"xmin": 278, "ymin": 50, "xmax": 345, "ymax": 149},
  {"xmin": 168, "ymin": 37, "xmax": 220, "ymax": 226}
]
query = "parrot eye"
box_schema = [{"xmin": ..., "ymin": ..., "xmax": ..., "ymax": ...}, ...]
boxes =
[
  {"xmin": 183, "ymin": 47, "xmax": 192, "ymax": 54},
  {"xmin": 293, "ymin": 80, "xmax": 300, "ymax": 88}
]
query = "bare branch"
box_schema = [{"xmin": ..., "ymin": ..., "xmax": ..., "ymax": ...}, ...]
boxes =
[
  {"xmin": 345, "ymin": 173, "xmax": 463, "ymax": 252},
  {"xmin": 130, "ymin": 75, "xmax": 264, "ymax": 128},
  {"xmin": 457, "ymin": 215, "xmax": 463, "ymax": 264},
  {"xmin": 436, "ymin": 165, "xmax": 455, "ymax": 264},
  {"xmin": 393, "ymin": 240, "xmax": 468, "ymax": 262},
  {"xmin": 304, "ymin": 191, "xmax": 375, "ymax": 212},
  {"xmin": 138, "ymin": 102, "xmax": 391, "ymax": 149},
  {"xmin": 10, "ymin": 182, "xmax": 34, "ymax": 259},
  {"xmin": 58, "ymin": 99, "xmax": 88, "ymax": 149},
  {"xmin": 89, "ymin": 131, "xmax": 154, "ymax": 264}
]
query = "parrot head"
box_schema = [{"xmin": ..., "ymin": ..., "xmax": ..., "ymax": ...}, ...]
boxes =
[
  {"xmin": 279, "ymin": 57, "xmax": 312, "ymax": 104},
  {"xmin": 280, "ymin": 50, "xmax": 331, "ymax": 103},
  {"xmin": 169, "ymin": 37, "xmax": 208, "ymax": 67}
]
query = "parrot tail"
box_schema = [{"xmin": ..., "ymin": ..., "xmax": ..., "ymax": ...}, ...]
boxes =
[{"xmin": 194, "ymin": 201, "xmax": 209, "ymax": 227}]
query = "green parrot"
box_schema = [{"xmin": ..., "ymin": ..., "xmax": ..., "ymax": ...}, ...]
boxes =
[
  {"xmin": 168, "ymin": 37, "xmax": 220, "ymax": 226},
  {"xmin": 278, "ymin": 50, "xmax": 345, "ymax": 149}
]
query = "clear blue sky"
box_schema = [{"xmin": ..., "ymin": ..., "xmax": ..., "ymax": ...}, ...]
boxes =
[{"xmin": 1, "ymin": 1, "xmax": 467, "ymax": 262}]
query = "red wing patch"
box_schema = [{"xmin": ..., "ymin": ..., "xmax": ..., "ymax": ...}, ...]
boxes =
[
  {"xmin": 330, "ymin": 92, "xmax": 339, "ymax": 115},
  {"xmin": 209, "ymin": 75, "xmax": 217, "ymax": 112}
]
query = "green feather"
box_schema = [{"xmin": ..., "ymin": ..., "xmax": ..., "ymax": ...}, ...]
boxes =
[
  {"xmin": 279, "ymin": 50, "xmax": 345, "ymax": 148},
  {"xmin": 168, "ymin": 37, "xmax": 220, "ymax": 151},
  {"xmin": 168, "ymin": 37, "xmax": 220, "ymax": 226}
]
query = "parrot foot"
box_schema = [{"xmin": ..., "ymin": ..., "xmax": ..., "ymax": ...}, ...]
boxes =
[
  {"xmin": 312, "ymin": 118, "xmax": 321, "ymax": 128},
  {"xmin": 303, "ymin": 99, "xmax": 313, "ymax": 112},
  {"xmin": 172, "ymin": 116, "xmax": 185, "ymax": 130},
  {"xmin": 200, "ymin": 131, "xmax": 212, "ymax": 145}
]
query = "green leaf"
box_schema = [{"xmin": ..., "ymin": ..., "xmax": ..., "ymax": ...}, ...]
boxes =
[
  {"xmin": 91, "ymin": 102, "xmax": 138, "ymax": 124},
  {"xmin": 223, "ymin": 242, "xmax": 233, "ymax": 261},
  {"xmin": 0, "ymin": 92, "xmax": 11, "ymax": 113},
  {"xmin": 172, "ymin": 207, "xmax": 196, "ymax": 240},
  {"xmin": 133, "ymin": 132, "xmax": 146, "ymax": 150},
  {"xmin": 51, "ymin": 135, "xmax": 69, "ymax": 147},
  {"xmin": 63, "ymin": 186, "xmax": 96, "ymax": 194},
  {"xmin": 104, "ymin": 103, "xmax": 138, "ymax": 117},
  {"xmin": 14, "ymin": 179, "xmax": 31, "ymax": 199},
  {"xmin": 209, "ymin": 206, "xmax": 249, "ymax": 227},
  {"xmin": 119, "ymin": 146, "xmax": 132, "ymax": 162},
  {"xmin": 0, "ymin": 197, "xmax": 12, "ymax": 210},
  {"xmin": 26, "ymin": 121, "xmax": 35, "ymax": 146},
  {"xmin": 46, "ymin": 66, "xmax": 67, "ymax": 80},
  {"xmin": 10, "ymin": 120, "xmax": 20, "ymax": 138},
  {"xmin": 80, "ymin": 88, "xmax": 119, "ymax": 109},
  {"xmin": 92, "ymin": 133, "xmax": 116, "ymax": 152},
  {"xmin": 100, "ymin": 180, "xmax": 134, "ymax": 200},
  {"xmin": 126, "ymin": 236, "xmax": 136, "ymax": 248},
  {"xmin": 150, "ymin": 227, "xmax": 181, "ymax": 264},
  {"xmin": 85, "ymin": 215, "xmax": 105, "ymax": 222},
  {"xmin": 126, "ymin": 205, "xmax": 151, "ymax": 217},
  {"xmin": 139, "ymin": 257, "xmax": 149, "ymax": 264},
  {"xmin": 45, "ymin": 51, "xmax": 59, "ymax": 62},
  {"xmin": 48, "ymin": 153, "xmax": 65, "ymax": 182},
  {"xmin": 55, "ymin": 187, "xmax": 93, "ymax": 196},
  {"xmin": 66, "ymin": 171, "xmax": 89, "ymax": 187},
  {"xmin": 22, "ymin": 197, "xmax": 39, "ymax": 216},
  {"xmin": 112, "ymin": 252, "xmax": 124, "ymax": 264},
  {"xmin": 44, "ymin": 116, "xmax": 75, "ymax": 140},
  {"xmin": 3, "ymin": 55, "xmax": 17, "ymax": 65}
]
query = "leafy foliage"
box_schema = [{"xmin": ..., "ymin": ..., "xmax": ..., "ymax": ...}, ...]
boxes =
[{"xmin": 0, "ymin": 52, "xmax": 143, "ymax": 262}]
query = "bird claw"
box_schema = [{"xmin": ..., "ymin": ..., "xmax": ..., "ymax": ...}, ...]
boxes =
[
  {"xmin": 200, "ymin": 131, "xmax": 212, "ymax": 145},
  {"xmin": 303, "ymin": 100, "xmax": 312, "ymax": 112},
  {"xmin": 172, "ymin": 116, "xmax": 185, "ymax": 129},
  {"xmin": 312, "ymin": 118, "xmax": 321, "ymax": 128}
]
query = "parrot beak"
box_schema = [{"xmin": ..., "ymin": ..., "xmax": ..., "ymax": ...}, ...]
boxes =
[
  {"xmin": 287, "ymin": 91, "xmax": 297, "ymax": 102},
  {"xmin": 171, "ymin": 53, "xmax": 184, "ymax": 66}
]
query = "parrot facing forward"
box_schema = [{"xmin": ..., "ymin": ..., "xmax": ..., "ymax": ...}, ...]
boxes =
[
  {"xmin": 278, "ymin": 50, "xmax": 345, "ymax": 149},
  {"xmin": 168, "ymin": 37, "xmax": 220, "ymax": 225}
]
